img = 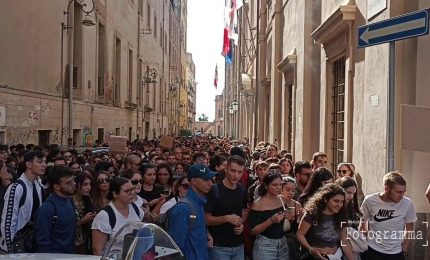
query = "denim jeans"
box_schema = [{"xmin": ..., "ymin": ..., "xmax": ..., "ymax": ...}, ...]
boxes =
[
  {"xmin": 209, "ymin": 244, "xmax": 244, "ymax": 260},
  {"xmin": 253, "ymin": 235, "xmax": 289, "ymax": 260}
]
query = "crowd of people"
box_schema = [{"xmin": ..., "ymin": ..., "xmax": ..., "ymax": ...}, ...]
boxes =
[{"xmin": 0, "ymin": 137, "xmax": 423, "ymax": 260}]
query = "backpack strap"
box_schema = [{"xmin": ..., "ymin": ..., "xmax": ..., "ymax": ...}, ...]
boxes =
[
  {"xmin": 15, "ymin": 180, "xmax": 27, "ymax": 208},
  {"xmin": 102, "ymin": 203, "xmax": 141, "ymax": 231},
  {"xmin": 213, "ymin": 182, "xmax": 220, "ymax": 201},
  {"xmin": 130, "ymin": 202, "xmax": 141, "ymax": 220},
  {"xmin": 178, "ymin": 198, "xmax": 197, "ymax": 229},
  {"xmin": 101, "ymin": 205, "xmax": 116, "ymax": 230}
]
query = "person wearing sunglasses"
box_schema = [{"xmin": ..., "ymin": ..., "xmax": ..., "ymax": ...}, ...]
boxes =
[
  {"xmin": 336, "ymin": 162, "xmax": 364, "ymax": 204},
  {"xmin": 92, "ymin": 171, "xmax": 112, "ymax": 212},
  {"xmin": 159, "ymin": 176, "xmax": 189, "ymax": 214},
  {"xmin": 122, "ymin": 169, "xmax": 146, "ymax": 209},
  {"xmin": 91, "ymin": 177, "xmax": 144, "ymax": 256}
]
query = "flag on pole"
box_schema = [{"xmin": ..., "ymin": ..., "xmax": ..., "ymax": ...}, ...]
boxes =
[
  {"xmin": 226, "ymin": 39, "xmax": 234, "ymax": 64},
  {"xmin": 222, "ymin": 28, "xmax": 230, "ymax": 56},
  {"xmin": 222, "ymin": 0, "xmax": 243, "ymax": 61},
  {"xmin": 214, "ymin": 65, "xmax": 218, "ymax": 89}
]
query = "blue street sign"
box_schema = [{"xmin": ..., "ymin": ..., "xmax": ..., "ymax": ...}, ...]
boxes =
[{"xmin": 358, "ymin": 9, "xmax": 429, "ymax": 48}]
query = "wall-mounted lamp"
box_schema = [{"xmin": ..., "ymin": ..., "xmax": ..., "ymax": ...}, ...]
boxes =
[{"xmin": 232, "ymin": 100, "xmax": 239, "ymax": 111}]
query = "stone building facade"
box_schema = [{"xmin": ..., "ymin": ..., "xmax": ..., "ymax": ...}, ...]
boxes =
[
  {"xmin": 229, "ymin": 1, "xmax": 430, "ymax": 257},
  {"xmin": 0, "ymin": 0, "xmax": 189, "ymax": 146},
  {"xmin": 185, "ymin": 53, "xmax": 197, "ymax": 131}
]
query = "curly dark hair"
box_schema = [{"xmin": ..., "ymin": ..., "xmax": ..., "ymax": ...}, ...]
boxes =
[{"xmin": 304, "ymin": 183, "xmax": 347, "ymax": 230}]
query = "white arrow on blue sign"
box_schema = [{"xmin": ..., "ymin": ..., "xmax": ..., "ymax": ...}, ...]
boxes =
[{"xmin": 358, "ymin": 9, "xmax": 429, "ymax": 48}]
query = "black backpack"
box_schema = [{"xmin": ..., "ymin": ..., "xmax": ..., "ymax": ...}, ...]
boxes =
[
  {"xmin": 158, "ymin": 197, "xmax": 197, "ymax": 231},
  {"xmin": 101, "ymin": 202, "xmax": 141, "ymax": 229},
  {"xmin": 0, "ymin": 180, "xmax": 27, "ymax": 237}
]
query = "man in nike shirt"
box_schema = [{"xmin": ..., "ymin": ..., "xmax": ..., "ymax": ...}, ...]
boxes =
[{"xmin": 359, "ymin": 171, "xmax": 417, "ymax": 260}]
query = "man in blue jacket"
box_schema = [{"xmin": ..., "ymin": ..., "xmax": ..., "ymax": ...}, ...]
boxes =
[
  {"xmin": 167, "ymin": 164, "xmax": 215, "ymax": 260},
  {"xmin": 35, "ymin": 165, "xmax": 76, "ymax": 253}
]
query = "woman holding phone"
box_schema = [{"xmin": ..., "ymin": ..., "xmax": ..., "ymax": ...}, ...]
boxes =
[
  {"xmin": 281, "ymin": 176, "xmax": 303, "ymax": 259},
  {"xmin": 72, "ymin": 172, "xmax": 96, "ymax": 254},
  {"xmin": 150, "ymin": 163, "xmax": 174, "ymax": 214},
  {"xmin": 248, "ymin": 171, "xmax": 290, "ymax": 260}
]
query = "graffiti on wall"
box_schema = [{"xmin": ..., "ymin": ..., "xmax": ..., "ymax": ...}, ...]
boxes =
[
  {"xmin": 51, "ymin": 127, "xmax": 70, "ymax": 144},
  {"xmin": 7, "ymin": 128, "xmax": 36, "ymax": 145},
  {"xmin": 28, "ymin": 101, "xmax": 53, "ymax": 125},
  {"xmin": 82, "ymin": 127, "xmax": 94, "ymax": 147},
  {"xmin": 104, "ymin": 73, "xmax": 113, "ymax": 102}
]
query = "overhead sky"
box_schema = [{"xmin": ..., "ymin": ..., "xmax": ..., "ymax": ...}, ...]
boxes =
[{"xmin": 187, "ymin": 0, "xmax": 225, "ymax": 122}]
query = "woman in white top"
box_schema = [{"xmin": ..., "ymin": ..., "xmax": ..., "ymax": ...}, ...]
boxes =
[
  {"xmin": 122, "ymin": 169, "xmax": 146, "ymax": 208},
  {"xmin": 91, "ymin": 177, "xmax": 144, "ymax": 256},
  {"xmin": 159, "ymin": 176, "xmax": 189, "ymax": 214}
]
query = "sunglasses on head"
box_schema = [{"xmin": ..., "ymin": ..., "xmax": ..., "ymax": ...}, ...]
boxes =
[
  {"xmin": 337, "ymin": 170, "xmax": 349, "ymax": 174},
  {"xmin": 97, "ymin": 178, "xmax": 111, "ymax": 184},
  {"xmin": 130, "ymin": 179, "xmax": 144, "ymax": 186}
]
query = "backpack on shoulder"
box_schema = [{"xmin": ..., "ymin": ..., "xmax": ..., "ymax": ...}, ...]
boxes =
[
  {"xmin": 0, "ymin": 180, "xmax": 35, "ymax": 253},
  {"xmin": 102, "ymin": 202, "xmax": 141, "ymax": 230},
  {"xmin": 0, "ymin": 180, "xmax": 27, "ymax": 226},
  {"xmin": 158, "ymin": 197, "xmax": 197, "ymax": 231}
]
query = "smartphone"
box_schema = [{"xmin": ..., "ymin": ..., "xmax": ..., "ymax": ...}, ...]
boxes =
[{"xmin": 161, "ymin": 189, "xmax": 170, "ymax": 196}]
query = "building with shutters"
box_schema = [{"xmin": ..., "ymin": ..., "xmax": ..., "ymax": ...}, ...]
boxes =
[
  {"xmin": 0, "ymin": 0, "xmax": 190, "ymax": 145},
  {"xmin": 229, "ymin": 1, "xmax": 430, "ymax": 258}
]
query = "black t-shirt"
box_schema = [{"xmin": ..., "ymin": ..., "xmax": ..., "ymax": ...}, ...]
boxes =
[
  {"xmin": 139, "ymin": 186, "xmax": 163, "ymax": 209},
  {"xmin": 205, "ymin": 182, "xmax": 247, "ymax": 247}
]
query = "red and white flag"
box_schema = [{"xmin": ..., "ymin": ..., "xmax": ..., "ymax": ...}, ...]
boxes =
[
  {"xmin": 214, "ymin": 65, "xmax": 218, "ymax": 89},
  {"xmin": 222, "ymin": 0, "xmax": 244, "ymax": 57}
]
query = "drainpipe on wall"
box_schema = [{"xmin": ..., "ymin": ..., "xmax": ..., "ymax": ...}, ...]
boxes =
[
  {"xmin": 253, "ymin": 0, "xmax": 260, "ymax": 148},
  {"xmin": 68, "ymin": 4, "xmax": 74, "ymax": 147}
]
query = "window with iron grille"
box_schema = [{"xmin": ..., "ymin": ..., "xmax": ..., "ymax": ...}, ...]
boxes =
[
  {"xmin": 331, "ymin": 57, "xmax": 346, "ymax": 170},
  {"xmin": 287, "ymin": 85, "xmax": 293, "ymax": 152},
  {"xmin": 97, "ymin": 23, "xmax": 106, "ymax": 96}
]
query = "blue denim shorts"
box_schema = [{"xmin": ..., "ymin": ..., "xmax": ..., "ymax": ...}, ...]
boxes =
[
  {"xmin": 253, "ymin": 234, "xmax": 289, "ymax": 260},
  {"xmin": 209, "ymin": 244, "xmax": 244, "ymax": 260}
]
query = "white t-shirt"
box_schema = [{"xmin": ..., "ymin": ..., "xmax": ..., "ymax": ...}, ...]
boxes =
[
  {"xmin": 361, "ymin": 193, "xmax": 417, "ymax": 254},
  {"xmin": 91, "ymin": 202, "xmax": 145, "ymax": 255},
  {"xmin": 134, "ymin": 195, "xmax": 145, "ymax": 208},
  {"xmin": 159, "ymin": 197, "xmax": 178, "ymax": 214}
]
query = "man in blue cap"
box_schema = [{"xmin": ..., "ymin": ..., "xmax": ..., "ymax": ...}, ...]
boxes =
[{"xmin": 167, "ymin": 164, "xmax": 215, "ymax": 260}]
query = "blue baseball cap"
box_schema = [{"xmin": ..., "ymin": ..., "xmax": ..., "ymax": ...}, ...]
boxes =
[{"xmin": 187, "ymin": 164, "xmax": 216, "ymax": 180}]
